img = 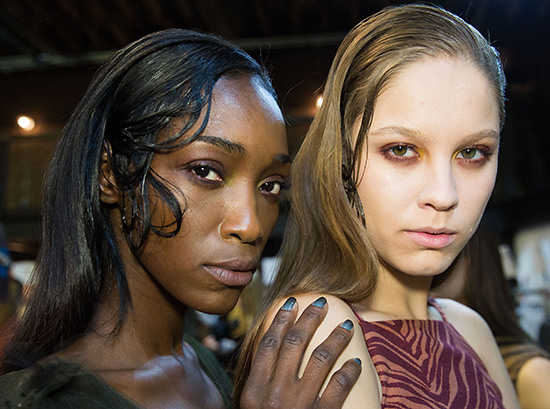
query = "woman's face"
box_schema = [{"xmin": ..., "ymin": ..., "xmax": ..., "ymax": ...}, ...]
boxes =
[
  {"xmin": 136, "ymin": 75, "xmax": 289, "ymax": 314},
  {"xmin": 356, "ymin": 57, "xmax": 500, "ymax": 278}
]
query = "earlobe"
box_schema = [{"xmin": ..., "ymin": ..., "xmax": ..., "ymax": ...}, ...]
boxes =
[{"xmin": 99, "ymin": 141, "xmax": 120, "ymax": 204}]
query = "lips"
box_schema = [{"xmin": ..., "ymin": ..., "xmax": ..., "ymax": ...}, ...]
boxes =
[
  {"xmin": 203, "ymin": 259, "xmax": 258, "ymax": 287},
  {"xmin": 405, "ymin": 228, "xmax": 457, "ymax": 249}
]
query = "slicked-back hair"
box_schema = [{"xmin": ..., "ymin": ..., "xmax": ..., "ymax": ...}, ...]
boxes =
[
  {"xmin": 1, "ymin": 29, "xmax": 276, "ymax": 373},
  {"xmin": 234, "ymin": 4, "xmax": 506, "ymax": 405}
]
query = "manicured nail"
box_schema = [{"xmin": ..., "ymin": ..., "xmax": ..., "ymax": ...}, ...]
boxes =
[
  {"xmin": 312, "ymin": 296, "xmax": 327, "ymax": 307},
  {"xmin": 341, "ymin": 319, "xmax": 354, "ymax": 331},
  {"xmin": 282, "ymin": 297, "xmax": 296, "ymax": 311},
  {"xmin": 353, "ymin": 358, "xmax": 362, "ymax": 366}
]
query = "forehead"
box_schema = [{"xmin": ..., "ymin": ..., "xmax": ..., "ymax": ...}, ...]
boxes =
[
  {"xmin": 206, "ymin": 75, "xmax": 286, "ymax": 147},
  {"xmin": 369, "ymin": 56, "xmax": 500, "ymax": 138},
  {"xmin": 159, "ymin": 75, "xmax": 286, "ymax": 149},
  {"xmin": 210, "ymin": 75, "xmax": 282, "ymax": 125}
]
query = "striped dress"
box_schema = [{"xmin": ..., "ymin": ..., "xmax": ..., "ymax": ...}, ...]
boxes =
[{"xmin": 352, "ymin": 299, "xmax": 505, "ymax": 408}]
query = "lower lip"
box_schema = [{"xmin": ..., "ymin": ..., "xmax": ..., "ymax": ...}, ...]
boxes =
[
  {"xmin": 204, "ymin": 266, "xmax": 254, "ymax": 287},
  {"xmin": 405, "ymin": 231, "xmax": 456, "ymax": 249}
]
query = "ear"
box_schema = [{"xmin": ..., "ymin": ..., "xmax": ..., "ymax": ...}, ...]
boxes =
[{"xmin": 99, "ymin": 141, "xmax": 120, "ymax": 204}]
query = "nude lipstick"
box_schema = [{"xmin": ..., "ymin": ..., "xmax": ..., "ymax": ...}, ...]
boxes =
[{"xmin": 405, "ymin": 229, "xmax": 456, "ymax": 249}]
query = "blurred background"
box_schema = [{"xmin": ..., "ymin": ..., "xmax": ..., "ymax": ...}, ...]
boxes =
[{"xmin": 0, "ymin": 0, "xmax": 549, "ymax": 354}]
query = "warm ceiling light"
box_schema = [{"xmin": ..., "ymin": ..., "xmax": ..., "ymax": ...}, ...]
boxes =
[
  {"xmin": 17, "ymin": 114, "xmax": 36, "ymax": 131},
  {"xmin": 315, "ymin": 95, "xmax": 323, "ymax": 110}
]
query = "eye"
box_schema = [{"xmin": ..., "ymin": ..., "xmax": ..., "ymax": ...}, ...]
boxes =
[
  {"xmin": 259, "ymin": 180, "xmax": 289, "ymax": 198},
  {"xmin": 381, "ymin": 143, "xmax": 418, "ymax": 162},
  {"xmin": 260, "ymin": 181, "xmax": 281, "ymax": 195},
  {"xmin": 390, "ymin": 145, "xmax": 412, "ymax": 157},
  {"xmin": 458, "ymin": 148, "xmax": 483, "ymax": 160},
  {"xmin": 191, "ymin": 164, "xmax": 222, "ymax": 182}
]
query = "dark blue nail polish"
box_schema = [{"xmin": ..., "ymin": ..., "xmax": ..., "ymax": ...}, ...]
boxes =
[
  {"xmin": 282, "ymin": 297, "xmax": 296, "ymax": 311},
  {"xmin": 341, "ymin": 319, "xmax": 353, "ymax": 331},
  {"xmin": 353, "ymin": 358, "xmax": 362, "ymax": 365},
  {"xmin": 312, "ymin": 296, "xmax": 327, "ymax": 307}
]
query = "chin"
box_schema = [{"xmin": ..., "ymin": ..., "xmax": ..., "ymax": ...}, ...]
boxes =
[
  {"xmin": 390, "ymin": 255, "xmax": 457, "ymax": 278},
  {"xmin": 193, "ymin": 289, "xmax": 242, "ymax": 315}
]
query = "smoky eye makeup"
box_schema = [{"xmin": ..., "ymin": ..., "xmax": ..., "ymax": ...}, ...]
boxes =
[
  {"xmin": 455, "ymin": 145, "xmax": 496, "ymax": 167},
  {"xmin": 380, "ymin": 143, "xmax": 419, "ymax": 162}
]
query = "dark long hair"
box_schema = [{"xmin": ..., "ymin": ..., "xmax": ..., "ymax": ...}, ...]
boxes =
[{"xmin": 1, "ymin": 29, "xmax": 276, "ymax": 374}]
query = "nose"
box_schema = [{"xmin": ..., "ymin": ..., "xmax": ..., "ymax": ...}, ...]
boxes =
[
  {"xmin": 417, "ymin": 161, "xmax": 459, "ymax": 212},
  {"xmin": 220, "ymin": 189, "xmax": 264, "ymax": 245}
]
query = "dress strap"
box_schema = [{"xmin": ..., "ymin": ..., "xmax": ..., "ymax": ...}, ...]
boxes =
[{"xmin": 428, "ymin": 297, "xmax": 448, "ymax": 322}]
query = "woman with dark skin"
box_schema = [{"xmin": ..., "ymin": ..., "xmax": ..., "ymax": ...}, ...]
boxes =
[{"xmin": 0, "ymin": 29, "xmax": 360, "ymax": 408}]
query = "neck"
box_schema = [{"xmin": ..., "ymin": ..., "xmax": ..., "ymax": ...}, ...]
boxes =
[
  {"xmin": 360, "ymin": 260, "xmax": 434, "ymax": 320},
  {"xmin": 58, "ymin": 244, "xmax": 188, "ymax": 371}
]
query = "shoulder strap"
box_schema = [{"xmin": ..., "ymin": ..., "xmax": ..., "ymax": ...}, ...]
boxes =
[{"xmin": 427, "ymin": 297, "xmax": 448, "ymax": 321}]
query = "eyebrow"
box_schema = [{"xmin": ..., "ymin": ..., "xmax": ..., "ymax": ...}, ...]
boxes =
[
  {"xmin": 196, "ymin": 135, "xmax": 292, "ymax": 165},
  {"xmin": 369, "ymin": 126, "xmax": 500, "ymax": 142},
  {"xmin": 197, "ymin": 135, "xmax": 246, "ymax": 155}
]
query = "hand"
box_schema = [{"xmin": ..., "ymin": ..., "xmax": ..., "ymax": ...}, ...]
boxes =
[{"xmin": 240, "ymin": 297, "xmax": 362, "ymax": 409}]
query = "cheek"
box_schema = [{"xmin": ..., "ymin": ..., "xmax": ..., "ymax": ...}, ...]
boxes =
[
  {"xmin": 359, "ymin": 167, "xmax": 416, "ymax": 220},
  {"xmin": 459, "ymin": 168, "xmax": 497, "ymax": 218},
  {"xmin": 259, "ymin": 202, "xmax": 280, "ymax": 236}
]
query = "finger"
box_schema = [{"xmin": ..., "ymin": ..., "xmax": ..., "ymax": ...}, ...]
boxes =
[
  {"xmin": 270, "ymin": 297, "xmax": 328, "ymax": 385},
  {"xmin": 245, "ymin": 297, "xmax": 298, "ymax": 392},
  {"xmin": 316, "ymin": 358, "xmax": 362, "ymax": 409},
  {"xmin": 299, "ymin": 319, "xmax": 355, "ymax": 393}
]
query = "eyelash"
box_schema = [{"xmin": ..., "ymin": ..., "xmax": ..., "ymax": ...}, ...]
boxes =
[
  {"xmin": 381, "ymin": 143, "xmax": 494, "ymax": 166},
  {"xmin": 190, "ymin": 163, "xmax": 223, "ymax": 183},
  {"xmin": 189, "ymin": 162, "xmax": 290, "ymax": 199},
  {"xmin": 260, "ymin": 180, "xmax": 291, "ymax": 199}
]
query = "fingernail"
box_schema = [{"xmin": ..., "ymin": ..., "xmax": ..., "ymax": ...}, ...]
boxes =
[
  {"xmin": 341, "ymin": 319, "xmax": 353, "ymax": 331},
  {"xmin": 312, "ymin": 296, "xmax": 327, "ymax": 307},
  {"xmin": 281, "ymin": 297, "xmax": 296, "ymax": 311},
  {"xmin": 353, "ymin": 358, "xmax": 362, "ymax": 366}
]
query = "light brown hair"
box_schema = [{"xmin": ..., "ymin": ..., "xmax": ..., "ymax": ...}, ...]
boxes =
[{"xmin": 234, "ymin": 4, "xmax": 506, "ymax": 405}]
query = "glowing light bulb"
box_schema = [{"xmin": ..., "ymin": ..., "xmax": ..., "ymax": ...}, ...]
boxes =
[{"xmin": 17, "ymin": 115, "xmax": 36, "ymax": 131}]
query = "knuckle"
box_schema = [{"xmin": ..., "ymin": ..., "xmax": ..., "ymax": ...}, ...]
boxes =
[
  {"xmin": 283, "ymin": 328, "xmax": 306, "ymax": 347},
  {"xmin": 311, "ymin": 345, "xmax": 334, "ymax": 365},
  {"xmin": 303, "ymin": 306, "xmax": 323, "ymax": 322},
  {"xmin": 331, "ymin": 369, "xmax": 354, "ymax": 389},
  {"xmin": 331, "ymin": 327, "xmax": 350, "ymax": 342},
  {"xmin": 257, "ymin": 333, "xmax": 280, "ymax": 352},
  {"xmin": 263, "ymin": 388, "xmax": 284, "ymax": 409},
  {"xmin": 273, "ymin": 311, "xmax": 292, "ymax": 326}
]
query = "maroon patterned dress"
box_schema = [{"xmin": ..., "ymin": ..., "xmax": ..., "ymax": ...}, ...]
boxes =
[{"xmin": 351, "ymin": 299, "xmax": 505, "ymax": 408}]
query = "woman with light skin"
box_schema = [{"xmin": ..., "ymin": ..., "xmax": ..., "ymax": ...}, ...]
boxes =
[
  {"xmin": 235, "ymin": 5, "xmax": 521, "ymax": 408},
  {"xmin": 0, "ymin": 29, "xmax": 361, "ymax": 408}
]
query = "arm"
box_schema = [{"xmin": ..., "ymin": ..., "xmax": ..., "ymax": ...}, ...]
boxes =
[
  {"xmin": 516, "ymin": 356, "xmax": 550, "ymax": 409},
  {"xmin": 436, "ymin": 298, "xmax": 520, "ymax": 409},
  {"xmin": 242, "ymin": 293, "xmax": 380, "ymax": 409}
]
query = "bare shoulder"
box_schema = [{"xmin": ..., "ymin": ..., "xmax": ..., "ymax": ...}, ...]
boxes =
[
  {"xmin": 516, "ymin": 356, "xmax": 550, "ymax": 409},
  {"xmin": 264, "ymin": 294, "xmax": 356, "ymax": 320},
  {"xmin": 260, "ymin": 293, "xmax": 367, "ymax": 360},
  {"xmin": 261, "ymin": 293, "xmax": 381, "ymax": 407},
  {"xmin": 432, "ymin": 298, "xmax": 491, "ymax": 339}
]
